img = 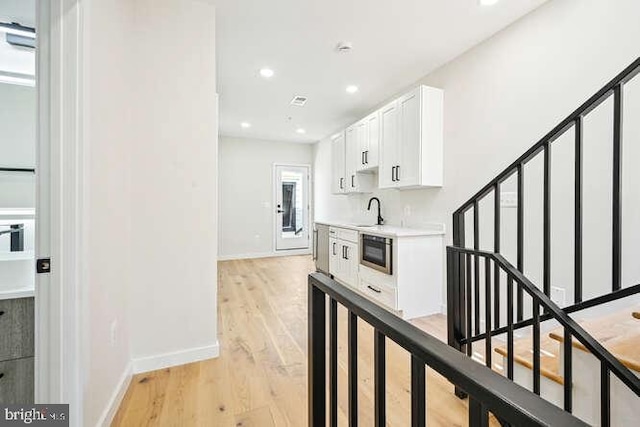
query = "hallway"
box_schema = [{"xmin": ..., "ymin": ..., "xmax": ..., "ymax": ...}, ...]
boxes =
[{"xmin": 113, "ymin": 256, "xmax": 484, "ymax": 426}]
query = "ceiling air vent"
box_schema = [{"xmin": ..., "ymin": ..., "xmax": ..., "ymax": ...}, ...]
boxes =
[{"xmin": 290, "ymin": 95, "xmax": 308, "ymax": 107}]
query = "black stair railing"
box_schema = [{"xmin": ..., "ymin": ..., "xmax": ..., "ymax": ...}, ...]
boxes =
[
  {"xmin": 308, "ymin": 272, "xmax": 588, "ymax": 427},
  {"xmin": 447, "ymin": 246, "xmax": 640, "ymax": 426},
  {"xmin": 449, "ymin": 56, "xmax": 640, "ymax": 426}
]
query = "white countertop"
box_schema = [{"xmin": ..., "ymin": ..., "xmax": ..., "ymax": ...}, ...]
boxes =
[
  {"xmin": 315, "ymin": 221, "xmax": 445, "ymax": 237},
  {"xmin": 0, "ymin": 287, "xmax": 35, "ymax": 300}
]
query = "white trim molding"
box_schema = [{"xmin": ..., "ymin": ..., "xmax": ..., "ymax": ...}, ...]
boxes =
[
  {"xmin": 132, "ymin": 342, "xmax": 220, "ymax": 374},
  {"xmin": 36, "ymin": 1, "xmax": 84, "ymax": 423},
  {"xmin": 96, "ymin": 362, "xmax": 132, "ymax": 427}
]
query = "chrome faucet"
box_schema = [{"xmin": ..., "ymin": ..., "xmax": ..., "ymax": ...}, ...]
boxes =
[{"xmin": 367, "ymin": 197, "xmax": 384, "ymax": 225}]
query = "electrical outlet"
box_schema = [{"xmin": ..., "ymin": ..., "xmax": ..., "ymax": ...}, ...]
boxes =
[
  {"xmin": 500, "ymin": 191, "xmax": 518, "ymax": 208},
  {"xmin": 110, "ymin": 319, "xmax": 118, "ymax": 346},
  {"xmin": 550, "ymin": 287, "xmax": 566, "ymax": 307}
]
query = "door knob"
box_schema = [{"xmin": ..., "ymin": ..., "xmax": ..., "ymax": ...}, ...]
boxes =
[{"xmin": 277, "ymin": 209, "xmax": 285, "ymax": 213}]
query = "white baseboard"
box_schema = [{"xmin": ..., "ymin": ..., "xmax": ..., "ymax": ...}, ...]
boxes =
[
  {"xmin": 132, "ymin": 341, "xmax": 220, "ymax": 374},
  {"xmin": 97, "ymin": 361, "xmax": 132, "ymax": 427},
  {"xmin": 218, "ymin": 249, "xmax": 311, "ymax": 261}
]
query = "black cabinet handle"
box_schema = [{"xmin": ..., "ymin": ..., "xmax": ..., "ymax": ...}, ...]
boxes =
[
  {"xmin": 391, "ymin": 166, "xmax": 396, "ymax": 182},
  {"xmin": 367, "ymin": 285, "xmax": 382, "ymax": 294},
  {"xmin": 333, "ymin": 242, "xmax": 337, "ymax": 255},
  {"xmin": 365, "ymin": 151, "xmax": 369, "ymax": 164},
  {"xmin": 351, "ymin": 175, "xmax": 355, "ymax": 188},
  {"xmin": 345, "ymin": 246, "xmax": 349, "ymax": 260},
  {"xmin": 339, "ymin": 177, "xmax": 344, "ymax": 189},
  {"xmin": 396, "ymin": 165, "xmax": 400, "ymax": 181},
  {"xmin": 362, "ymin": 152, "xmax": 365, "ymax": 165}
]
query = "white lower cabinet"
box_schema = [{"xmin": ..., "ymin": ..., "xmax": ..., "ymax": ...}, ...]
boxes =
[
  {"xmin": 329, "ymin": 227, "xmax": 359, "ymax": 288},
  {"xmin": 321, "ymin": 222, "xmax": 444, "ymax": 319}
]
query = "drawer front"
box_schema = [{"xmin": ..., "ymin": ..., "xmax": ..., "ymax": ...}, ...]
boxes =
[
  {"xmin": 0, "ymin": 357, "xmax": 34, "ymax": 404},
  {"xmin": 0, "ymin": 298, "xmax": 35, "ymax": 361},
  {"xmin": 337, "ymin": 228, "xmax": 358, "ymax": 243},
  {"xmin": 359, "ymin": 279, "xmax": 396, "ymax": 310}
]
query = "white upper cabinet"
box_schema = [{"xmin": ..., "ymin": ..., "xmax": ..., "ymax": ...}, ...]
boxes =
[
  {"xmin": 331, "ymin": 84, "xmax": 443, "ymax": 193},
  {"xmin": 331, "ymin": 132, "xmax": 346, "ymax": 194},
  {"xmin": 356, "ymin": 112, "xmax": 379, "ymax": 172},
  {"xmin": 379, "ymin": 85, "xmax": 443, "ymax": 190},
  {"xmin": 344, "ymin": 125, "xmax": 374, "ymax": 193},
  {"xmin": 379, "ymin": 100, "xmax": 399, "ymax": 189}
]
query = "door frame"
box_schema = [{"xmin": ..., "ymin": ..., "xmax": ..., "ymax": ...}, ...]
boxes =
[
  {"xmin": 36, "ymin": 0, "xmax": 83, "ymax": 420},
  {"xmin": 272, "ymin": 163, "xmax": 312, "ymax": 253}
]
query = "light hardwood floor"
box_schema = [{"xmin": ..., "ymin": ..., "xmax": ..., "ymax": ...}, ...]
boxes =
[{"xmin": 112, "ymin": 255, "xmax": 489, "ymax": 426}]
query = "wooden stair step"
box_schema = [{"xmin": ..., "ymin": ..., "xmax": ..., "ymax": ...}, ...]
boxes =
[
  {"xmin": 494, "ymin": 334, "xmax": 564, "ymax": 385},
  {"xmin": 548, "ymin": 307, "xmax": 640, "ymax": 373}
]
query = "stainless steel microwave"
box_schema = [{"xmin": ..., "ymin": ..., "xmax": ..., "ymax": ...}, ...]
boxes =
[{"xmin": 360, "ymin": 233, "xmax": 392, "ymax": 275}]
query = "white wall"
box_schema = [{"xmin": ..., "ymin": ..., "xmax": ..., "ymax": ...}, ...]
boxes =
[
  {"xmin": 80, "ymin": 0, "xmax": 218, "ymax": 425},
  {"xmin": 81, "ymin": 0, "xmax": 135, "ymax": 425},
  {"xmin": 129, "ymin": 0, "xmax": 218, "ymax": 371},
  {"xmin": 0, "ymin": 84, "xmax": 35, "ymax": 208},
  {"xmin": 218, "ymin": 136, "xmax": 313, "ymax": 259},
  {"xmin": 314, "ymin": 0, "xmax": 640, "ymax": 306}
]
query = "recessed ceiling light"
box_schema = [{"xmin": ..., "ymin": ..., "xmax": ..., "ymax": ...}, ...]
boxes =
[
  {"xmin": 296, "ymin": 128, "xmax": 306, "ymax": 134},
  {"xmin": 259, "ymin": 68, "xmax": 274, "ymax": 78},
  {"xmin": 346, "ymin": 85, "xmax": 359, "ymax": 94},
  {"xmin": 241, "ymin": 122, "xmax": 251, "ymax": 128},
  {"xmin": 479, "ymin": 0, "xmax": 499, "ymax": 5}
]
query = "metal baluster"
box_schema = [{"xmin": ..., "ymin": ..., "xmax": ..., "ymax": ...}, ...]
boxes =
[
  {"xmin": 374, "ymin": 330, "xmax": 386, "ymax": 427},
  {"xmin": 330, "ymin": 298, "xmax": 338, "ymax": 426},
  {"xmin": 533, "ymin": 300, "xmax": 541, "ymax": 395},
  {"xmin": 507, "ymin": 276, "xmax": 514, "ymax": 380},
  {"xmin": 543, "ymin": 143, "xmax": 551, "ymax": 299},
  {"xmin": 466, "ymin": 253, "xmax": 473, "ymax": 357},
  {"xmin": 564, "ymin": 329, "xmax": 573, "ymax": 412},
  {"xmin": 494, "ymin": 183, "xmax": 501, "ymax": 329},
  {"xmin": 411, "ymin": 355, "xmax": 426, "ymax": 427},
  {"xmin": 517, "ymin": 164, "xmax": 524, "ymax": 321},
  {"xmin": 574, "ymin": 117, "xmax": 583, "ymax": 304},
  {"xmin": 348, "ymin": 311, "xmax": 358, "ymax": 426},
  {"xmin": 485, "ymin": 257, "xmax": 492, "ymax": 369},
  {"xmin": 469, "ymin": 397, "xmax": 489, "ymax": 427},
  {"xmin": 474, "ymin": 201, "xmax": 480, "ymax": 335},
  {"xmin": 308, "ymin": 283, "xmax": 326, "ymax": 426},
  {"xmin": 612, "ymin": 84, "xmax": 623, "ymax": 292},
  {"xmin": 601, "ymin": 362, "xmax": 611, "ymax": 427}
]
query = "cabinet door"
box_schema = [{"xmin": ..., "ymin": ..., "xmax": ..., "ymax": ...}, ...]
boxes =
[
  {"xmin": 379, "ymin": 101, "xmax": 399, "ymax": 189},
  {"xmin": 341, "ymin": 241, "xmax": 359, "ymax": 287},
  {"xmin": 356, "ymin": 120, "xmax": 368, "ymax": 172},
  {"xmin": 365, "ymin": 112, "xmax": 379, "ymax": 168},
  {"xmin": 331, "ymin": 132, "xmax": 346, "ymax": 194},
  {"xmin": 345, "ymin": 126, "xmax": 359, "ymax": 192},
  {"xmin": 397, "ymin": 88, "xmax": 421, "ymax": 187},
  {"xmin": 329, "ymin": 237, "xmax": 340, "ymax": 277}
]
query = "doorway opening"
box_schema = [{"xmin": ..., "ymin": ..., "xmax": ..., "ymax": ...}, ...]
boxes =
[{"xmin": 274, "ymin": 164, "xmax": 310, "ymax": 251}]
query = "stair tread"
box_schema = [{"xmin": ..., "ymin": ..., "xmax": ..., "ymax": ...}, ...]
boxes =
[
  {"xmin": 548, "ymin": 307, "xmax": 640, "ymax": 372},
  {"xmin": 494, "ymin": 335, "xmax": 564, "ymax": 385}
]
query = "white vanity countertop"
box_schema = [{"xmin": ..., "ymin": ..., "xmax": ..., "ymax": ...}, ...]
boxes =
[
  {"xmin": 0, "ymin": 288, "xmax": 35, "ymax": 300},
  {"xmin": 315, "ymin": 221, "xmax": 445, "ymax": 237}
]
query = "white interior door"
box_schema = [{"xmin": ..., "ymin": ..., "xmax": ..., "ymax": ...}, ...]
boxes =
[{"xmin": 275, "ymin": 165, "xmax": 310, "ymax": 251}]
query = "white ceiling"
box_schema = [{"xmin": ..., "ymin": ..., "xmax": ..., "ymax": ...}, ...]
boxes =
[{"xmin": 215, "ymin": 0, "xmax": 548, "ymax": 143}]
